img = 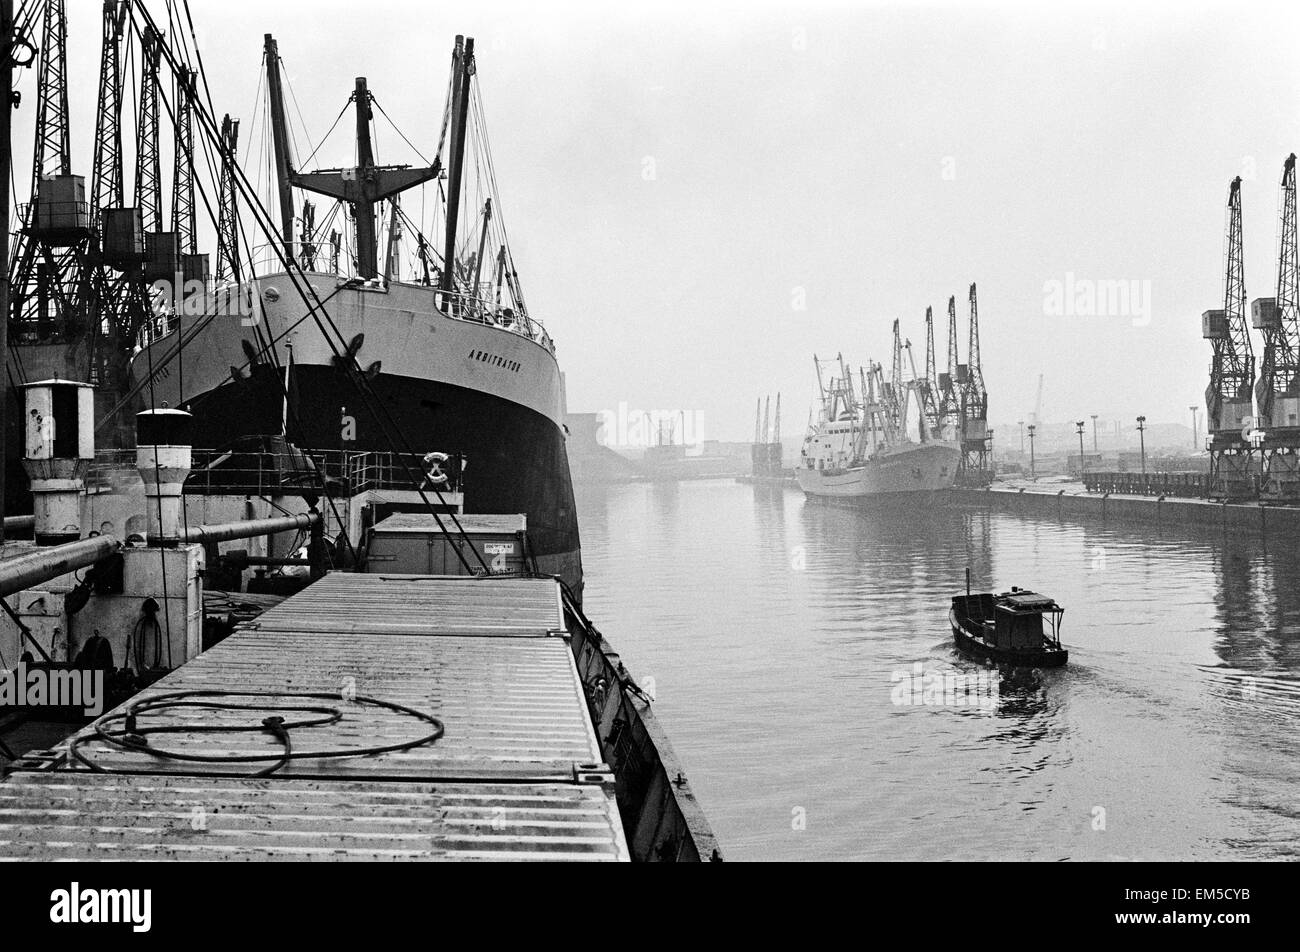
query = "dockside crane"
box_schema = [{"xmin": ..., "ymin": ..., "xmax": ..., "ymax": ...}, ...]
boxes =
[
  {"xmin": 6, "ymin": 0, "xmax": 151, "ymax": 464},
  {"xmin": 8, "ymin": 0, "xmax": 87, "ymax": 344},
  {"xmin": 888, "ymin": 318, "xmax": 907, "ymax": 436},
  {"xmin": 1204, "ymin": 177, "xmax": 1257, "ymax": 500},
  {"xmin": 939, "ymin": 295, "xmax": 961, "ymax": 437},
  {"xmin": 134, "ymin": 26, "xmax": 162, "ymax": 236},
  {"xmin": 958, "ymin": 283, "xmax": 992, "ymax": 485},
  {"xmin": 1254, "ymin": 155, "xmax": 1300, "ymax": 501},
  {"xmin": 91, "ymin": 0, "xmax": 126, "ymax": 233},
  {"xmin": 965, "ymin": 283, "xmax": 987, "ymax": 420},
  {"xmin": 921, "ymin": 306, "xmax": 942, "ymax": 437},
  {"xmin": 172, "ymin": 70, "xmax": 198, "ymax": 258},
  {"xmin": 215, "ymin": 115, "xmax": 242, "ymax": 283}
]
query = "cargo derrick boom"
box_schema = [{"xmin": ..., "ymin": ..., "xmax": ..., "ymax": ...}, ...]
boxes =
[{"xmin": 1204, "ymin": 176, "xmax": 1258, "ymax": 500}]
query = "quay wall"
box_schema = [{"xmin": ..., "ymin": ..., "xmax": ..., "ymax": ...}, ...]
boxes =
[{"xmin": 945, "ymin": 486, "xmax": 1300, "ymax": 538}]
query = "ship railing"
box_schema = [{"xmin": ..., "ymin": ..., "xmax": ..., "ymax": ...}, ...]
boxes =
[
  {"xmin": 247, "ymin": 241, "xmax": 346, "ymax": 279},
  {"xmin": 86, "ymin": 447, "xmax": 464, "ymax": 497},
  {"xmin": 241, "ymin": 241, "xmax": 555, "ymax": 354},
  {"xmin": 132, "ymin": 280, "xmax": 250, "ymax": 351}
]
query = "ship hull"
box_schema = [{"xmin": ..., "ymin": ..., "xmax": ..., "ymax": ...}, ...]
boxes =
[
  {"xmin": 127, "ymin": 273, "xmax": 582, "ymax": 591},
  {"xmin": 796, "ymin": 441, "xmax": 960, "ymax": 498}
]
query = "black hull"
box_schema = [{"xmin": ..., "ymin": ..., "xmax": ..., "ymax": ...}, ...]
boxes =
[
  {"xmin": 175, "ymin": 364, "xmax": 581, "ymax": 587},
  {"xmin": 949, "ymin": 609, "xmax": 1068, "ymax": 668}
]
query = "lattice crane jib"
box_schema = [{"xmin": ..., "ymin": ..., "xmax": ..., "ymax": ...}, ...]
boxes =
[
  {"xmin": 173, "ymin": 70, "xmax": 198, "ymax": 255},
  {"xmin": 1257, "ymin": 156, "xmax": 1300, "ymax": 427},
  {"xmin": 134, "ymin": 25, "xmax": 163, "ymax": 234},
  {"xmin": 966, "ymin": 282, "xmax": 986, "ymax": 420},
  {"xmin": 91, "ymin": 0, "xmax": 127, "ymax": 230}
]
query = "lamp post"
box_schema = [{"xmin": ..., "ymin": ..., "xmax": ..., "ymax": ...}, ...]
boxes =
[
  {"xmin": 1137, "ymin": 415, "xmax": 1147, "ymax": 479},
  {"xmin": 1090, "ymin": 414, "xmax": 1099, "ymax": 452},
  {"xmin": 1076, "ymin": 421, "xmax": 1086, "ymax": 476},
  {"xmin": 1018, "ymin": 419, "xmax": 1025, "ymax": 455},
  {"xmin": 1189, "ymin": 405, "xmax": 1198, "ymax": 451},
  {"xmin": 1027, "ymin": 424, "xmax": 1037, "ymax": 479}
]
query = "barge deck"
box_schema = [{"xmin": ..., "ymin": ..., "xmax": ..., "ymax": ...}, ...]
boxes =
[{"xmin": 0, "ymin": 573, "xmax": 716, "ymax": 861}]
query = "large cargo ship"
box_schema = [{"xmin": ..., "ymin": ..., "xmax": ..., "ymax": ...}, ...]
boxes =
[
  {"xmin": 797, "ymin": 343, "xmax": 960, "ymax": 499},
  {"xmin": 134, "ymin": 35, "xmax": 582, "ymax": 591},
  {"xmin": 5, "ymin": 19, "xmax": 581, "ymax": 594}
]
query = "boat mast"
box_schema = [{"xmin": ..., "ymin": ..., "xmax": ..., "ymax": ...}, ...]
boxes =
[
  {"xmin": 264, "ymin": 34, "xmax": 296, "ymax": 260},
  {"xmin": 440, "ymin": 35, "xmax": 475, "ymax": 301},
  {"xmin": 353, "ymin": 77, "xmax": 380, "ymax": 276},
  {"xmin": 282, "ymin": 38, "xmax": 441, "ymax": 280}
]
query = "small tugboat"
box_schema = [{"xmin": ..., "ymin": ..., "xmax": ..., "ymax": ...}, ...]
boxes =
[{"xmin": 950, "ymin": 571, "xmax": 1068, "ymax": 667}]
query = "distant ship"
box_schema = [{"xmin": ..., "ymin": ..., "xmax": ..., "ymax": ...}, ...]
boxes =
[{"xmin": 797, "ymin": 342, "xmax": 960, "ymax": 499}]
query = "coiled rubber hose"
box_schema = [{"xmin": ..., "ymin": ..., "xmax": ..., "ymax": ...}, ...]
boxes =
[{"xmin": 68, "ymin": 689, "xmax": 445, "ymax": 778}]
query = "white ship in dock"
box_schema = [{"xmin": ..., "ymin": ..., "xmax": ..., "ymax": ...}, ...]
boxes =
[{"xmin": 797, "ymin": 321, "xmax": 961, "ymax": 499}]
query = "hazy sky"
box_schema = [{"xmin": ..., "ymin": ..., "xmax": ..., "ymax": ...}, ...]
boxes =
[{"xmin": 16, "ymin": 0, "xmax": 1300, "ymax": 441}]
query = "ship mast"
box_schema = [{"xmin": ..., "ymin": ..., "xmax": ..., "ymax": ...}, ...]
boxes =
[
  {"xmin": 440, "ymin": 35, "xmax": 474, "ymax": 301},
  {"xmin": 270, "ymin": 35, "xmax": 442, "ymax": 280},
  {"xmin": 264, "ymin": 34, "xmax": 295, "ymax": 259}
]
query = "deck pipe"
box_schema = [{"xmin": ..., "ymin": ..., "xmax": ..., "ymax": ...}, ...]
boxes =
[
  {"xmin": 0, "ymin": 535, "xmax": 121, "ymax": 598},
  {"xmin": 181, "ymin": 512, "xmax": 318, "ymax": 544}
]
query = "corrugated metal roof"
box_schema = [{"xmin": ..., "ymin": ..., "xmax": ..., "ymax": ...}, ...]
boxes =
[
  {"xmin": 373, "ymin": 513, "xmax": 527, "ymax": 534},
  {"xmin": 248, "ymin": 573, "xmax": 563, "ymax": 636},
  {"xmin": 0, "ymin": 574, "xmax": 625, "ymax": 861},
  {"xmin": 0, "ymin": 773, "xmax": 628, "ymax": 861},
  {"xmin": 58, "ymin": 629, "xmax": 602, "ymax": 781}
]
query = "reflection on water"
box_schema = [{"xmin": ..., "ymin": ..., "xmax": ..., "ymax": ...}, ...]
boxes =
[{"xmin": 575, "ymin": 479, "xmax": 1300, "ymax": 861}]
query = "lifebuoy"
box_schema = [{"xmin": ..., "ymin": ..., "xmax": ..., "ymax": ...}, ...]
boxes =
[{"xmin": 423, "ymin": 451, "xmax": 450, "ymax": 487}]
